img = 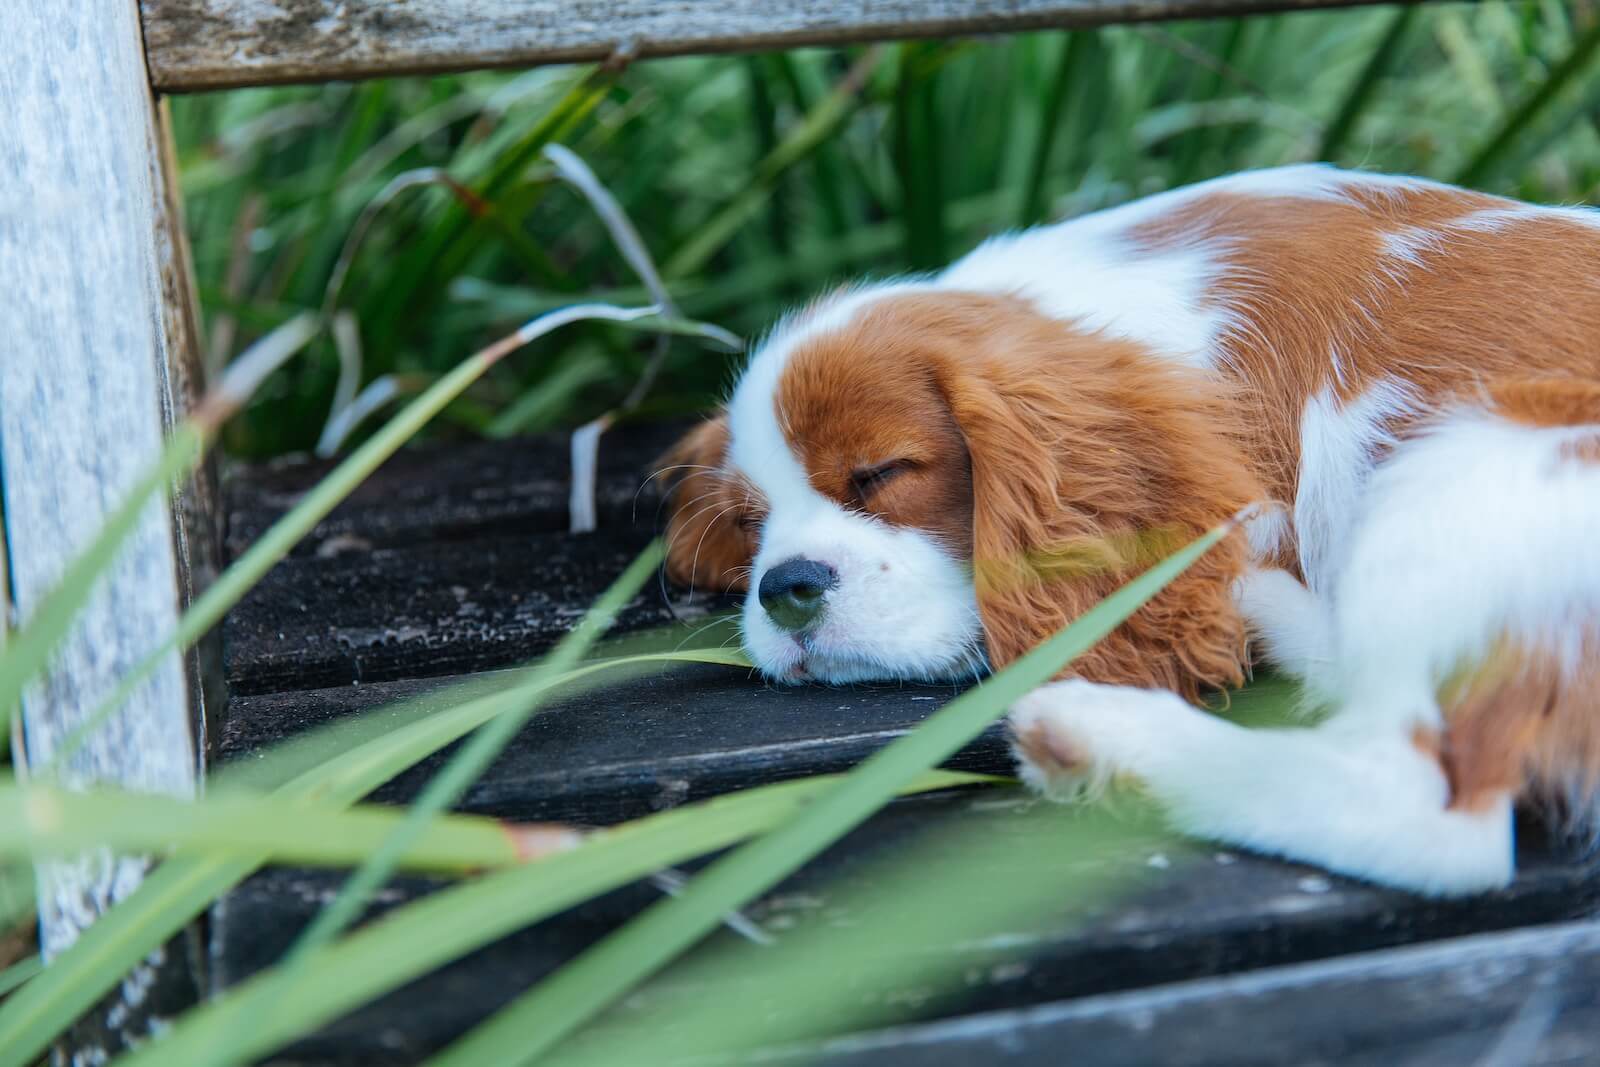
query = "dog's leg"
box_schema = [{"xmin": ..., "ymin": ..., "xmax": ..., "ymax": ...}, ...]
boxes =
[
  {"xmin": 1233, "ymin": 567, "xmax": 1333, "ymax": 695},
  {"xmin": 1013, "ymin": 402, "xmax": 1600, "ymax": 896},
  {"xmin": 1010, "ymin": 680, "xmax": 1512, "ymax": 896}
]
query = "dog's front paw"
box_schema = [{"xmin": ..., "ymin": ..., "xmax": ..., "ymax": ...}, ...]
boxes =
[{"xmin": 1008, "ymin": 681, "xmax": 1115, "ymax": 803}]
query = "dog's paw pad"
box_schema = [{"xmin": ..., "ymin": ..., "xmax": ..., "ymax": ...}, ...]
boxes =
[{"xmin": 1009, "ymin": 690, "xmax": 1101, "ymax": 802}]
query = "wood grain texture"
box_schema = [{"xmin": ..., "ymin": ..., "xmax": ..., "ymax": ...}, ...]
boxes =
[
  {"xmin": 151, "ymin": 96, "xmax": 228, "ymax": 761},
  {"xmin": 0, "ymin": 0, "xmax": 208, "ymax": 1053},
  {"xmin": 211, "ymin": 797, "xmax": 1598, "ymax": 1062},
  {"xmin": 221, "ymin": 426, "xmax": 707, "ymax": 695},
  {"xmin": 211, "ymin": 665, "xmax": 1600, "ymax": 1062},
  {"xmin": 141, "ymin": 0, "xmax": 1422, "ymax": 91},
  {"xmin": 804, "ymin": 917, "xmax": 1600, "ymax": 1065}
]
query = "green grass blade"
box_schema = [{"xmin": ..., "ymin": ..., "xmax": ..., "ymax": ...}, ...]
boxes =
[
  {"xmin": 662, "ymin": 48, "xmax": 883, "ymax": 280},
  {"xmin": 0, "ymin": 956, "xmax": 41, "ymax": 1001},
  {"xmin": 1019, "ymin": 33, "xmax": 1080, "ymax": 227},
  {"xmin": 1455, "ymin": 16, "xmax": 1600, "ymax": 188},
  {"xmin": 430, "ymin": 518, "xmax": 1238, "ymax": 1066},
  {"xmin": 263, "ymin": 544, "xmax": 664, "ymax": 1020},
  {"xmin": 0, "ymin": 783, "xmax": 553, "ymax": 873},
  {"xmin": 104, "ymin": 772, "xmax": 991, "ymax": 1067},
  {"xmin": 1318, "ymin": 6, "xmax": 1418, "ymax": 162},
  {"xmin": 366, "ymin": 69, "xmax": 615, "ymax": 355},
  {"xmin": 0, "ymin": 650, "xmax": 747, "ymax": 1067},
  {"xmin": 50, "ymin": 304, "xmax": 660, "ymax": 774}
]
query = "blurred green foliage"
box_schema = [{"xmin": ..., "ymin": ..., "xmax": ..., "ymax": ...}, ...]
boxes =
[{"xmin": 171, "ymin": 2, "xmax": 1600, "ymax": 459}]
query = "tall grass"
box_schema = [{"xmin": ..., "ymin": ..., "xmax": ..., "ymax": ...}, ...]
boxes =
[{"xmin": 171, "ymin": 3, "xmax": 1600, "ymax": 460}]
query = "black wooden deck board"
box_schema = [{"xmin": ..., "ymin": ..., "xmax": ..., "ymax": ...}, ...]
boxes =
[
  {"xmin": 222, "ymin": 427, "xmax": 698, "ymax": 696},
  {"xmin": 226, "ymin": 662, "xmax": 992, "ymax": 822},
  {"xmin": 215, "ymin": 665, "xmax": 1599, "ymax": 1064},
  {"xmin": 221, "ymin": 526, "xmax": 715, "ymax": 695},
  {"xmin": 214, "ymin": 787, "xmax": 1598, "ymax": 1065},
  {"xmin": 223, "ymin": 425, "xmax": 683, "ymax": 560},
  {"xmin": 796, "ymin": 918, "xmax": 1600, "ymax": 1066}
]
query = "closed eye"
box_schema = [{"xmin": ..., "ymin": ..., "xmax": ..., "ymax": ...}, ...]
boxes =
[{"xmin": 850, "ymin": 460, "xmax": 910, "ymax": 500}]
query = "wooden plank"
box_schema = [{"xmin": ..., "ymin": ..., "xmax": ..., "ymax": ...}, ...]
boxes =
[
  {"xmin": 142, "ymin": 0, "xmax": 1421, "ymax": 92},
  {"xmin": 208, "ymin": 793, "xmax": 1598, "ymax": 1063},
  {"xmin": 0, "ymin": 0, "xmax": 211, "ymax": 1055},
  {"xmin": 223, "ymin": 525, "xmax": 709, "ymax": 694},
  {"xmin": 801, "ymin": 918, "xmax": 1600, "ymax": 1065},
  {"xmin": 224, "ymin": 426, "xmax": 683, "ymax": 560},
  {"xmin": 223, "ymin": 663, "xmax": 990, "ymax": 822},
  {"xmin": 209, "ymin": 666, "xmax": 1600, "ymax": 1062},
  {"xmin": 151, "ymin": 98, "xmax": 229, "ymax": 760},
  {"xmin": 222, "ymin": 427, "xmax": 702, "ymax": 695}
]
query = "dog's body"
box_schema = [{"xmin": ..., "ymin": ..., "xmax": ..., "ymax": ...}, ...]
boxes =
[{"xmin": 662, "ymin": 164, "xmax": 1600, "ymax": 895}]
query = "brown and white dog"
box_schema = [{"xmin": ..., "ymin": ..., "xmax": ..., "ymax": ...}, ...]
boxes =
[{"xmin": 660, "ymin": 165, "xmax": 1600, "ymax": 895}]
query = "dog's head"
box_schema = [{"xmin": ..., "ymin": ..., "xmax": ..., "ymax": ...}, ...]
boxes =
[{"xmin": 661, "ymin": 287, "xmax": 1259, "ymax": 697}]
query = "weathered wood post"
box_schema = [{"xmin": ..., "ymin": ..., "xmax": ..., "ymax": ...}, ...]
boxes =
[{"xmin": 0, "ymin": 0, "xmax": 217, "ymax": 1053}]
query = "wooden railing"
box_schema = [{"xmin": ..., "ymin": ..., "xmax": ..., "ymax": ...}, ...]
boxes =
[{"xmin": 139, "ymin": 0, "xmax": 1414, "ymax": 90}]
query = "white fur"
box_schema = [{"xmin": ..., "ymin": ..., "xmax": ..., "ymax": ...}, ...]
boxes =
[
  {"xmin": 1292, "ymin": 378, "xmax": 1417, "ymax": 595},
  {"xmin": 1451, "ymin": 204, "xmax": 1600, "ymax": 235},
  {"xmin": 1327, "ymin": 410, "xmax": 1600, "ymax": 714},
  {"xmin": 1015, "ymin": 406, "xmax": 1600, "ymax": 894},
  {"xmin": 1378, "ymin": 226, "xmax": 1452, "ymax": 271},
  {"xmin": 1010, "ymin": 680, "xmax": 1513, "ymax": 896}
]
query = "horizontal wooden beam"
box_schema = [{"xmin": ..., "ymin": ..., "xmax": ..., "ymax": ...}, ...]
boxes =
[{"xmin": 142, "ymin": 0, "xmax": 1417, "ymax": 92}]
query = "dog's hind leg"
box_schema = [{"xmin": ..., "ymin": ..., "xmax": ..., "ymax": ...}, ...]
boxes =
[
  {"xmin": 1010, "ymin": 679, "xmax": 1513, "ymax": 895},
  {"xmin": 1013, "ymin": 395, "xmax": 1600, "ymax": 895}
]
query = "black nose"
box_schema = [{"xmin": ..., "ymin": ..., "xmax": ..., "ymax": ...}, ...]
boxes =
[{"xmin": 758, "ymin": 558, "xmax": 837, "ymax": 633}]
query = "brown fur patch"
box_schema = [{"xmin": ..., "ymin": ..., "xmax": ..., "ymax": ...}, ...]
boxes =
[
  {"xmin": 777, "ymin": 308, "xmax": 975, "ymax": 558},
  {"xmin": 1489, "ymin": 378, "xmax": 1600, "ymax": 429},
  {"xmin": 780, "ymin": 293, "xmax": 1261, "ymax": 703},
  {"xmin": 1439, "ymin": 637, "xmax": 1600, "ymax": 817},
  {"xmin": 1131, "ymin": 190, "xmax": 1600, "ymax": 573},
  {"xmin": 658, "ymin": 415, "xmax": 762, "ymax": 593}
]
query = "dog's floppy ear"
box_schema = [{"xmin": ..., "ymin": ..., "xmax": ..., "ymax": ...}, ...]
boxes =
[
  {"xmin": 658, "ymin": 413, "xmax": 755, "ymax": 593},
  {"xmin": 937, "ymin": 318, "xmax": 1259, "ymax": 702}
]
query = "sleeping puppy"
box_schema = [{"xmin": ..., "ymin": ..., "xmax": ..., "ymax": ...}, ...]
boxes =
[{"xmin": 659, "ymin": 164, "xmax": 1600, "ymax": 895}]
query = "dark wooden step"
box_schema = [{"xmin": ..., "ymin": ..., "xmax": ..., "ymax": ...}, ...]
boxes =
[
  {"xmin": 224, "ymin": 425, "xmax": 685, "ymax": 560},
  {"xmin": 222, "ymin": 662, "xmax": 991, "ymax": 823},
  {"xmin": 213, "ymin": 796, "xmax": 1597, "ymax": 1065},
  {"xmin": 800, "ymin": 917, "xmax": 1600, "ymax": 1067},
  {"xmin": 221, "ymin": 427, "xmax": 710, "ymax": 696},
  {"xmin": 213, "ymin": 664, "xmax": 1600, "ymax": 1065}
]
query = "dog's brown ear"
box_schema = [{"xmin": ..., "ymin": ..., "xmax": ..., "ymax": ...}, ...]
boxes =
[
  {"xmin": 935, "ymin": 312, "xmax": 1257, "ymax": 702},
  {"xmin": 658, "ymin": 413, "xmax": 756, "ymax": 593}
]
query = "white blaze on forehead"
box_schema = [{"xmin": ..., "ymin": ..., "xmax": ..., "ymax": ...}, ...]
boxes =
[{"xmin": 725, "ymin": 281, "xmax": 934, "ymax": 503}]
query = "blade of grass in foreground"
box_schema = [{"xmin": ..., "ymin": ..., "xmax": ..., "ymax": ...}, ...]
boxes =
[
  {"xmin": 103, "ymin": 772, "xmax": 994, "ymax": 1067},
  {"xmin": 0, "ymin": 782, "xmax": 571, "ymax": 874},
  {"xmin": 0, "ymin": 645, "xmax": 746, "ymax": 1067},
  {"xmin": 0, "ymin": 956, "xmax": 41, "ymax": 1001},
  {"xmin": 46, "ymin": 303, "xmax": 661, "ymax": 773},
  {"xmin": 0, "ymin": 312, "xmax": 318, "ymax": 751},
  {"xmin": 430, "ymin": 516, "xmax": 1240, "ymax": 1066},
  {"xmin": 260, "ymin": 545, "xmax": 665, "ymax": 1035}
]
